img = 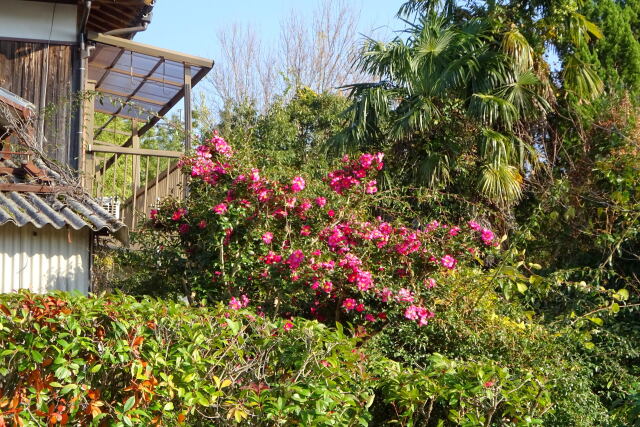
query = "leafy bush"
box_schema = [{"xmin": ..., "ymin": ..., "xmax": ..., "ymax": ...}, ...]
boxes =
[
  {"xmin": 0, "ymin": 292, "xmax": 563, "ymax": 426},
  {"xmin": 0, "ymin": 292, "xmax": 373, "ymax": 426}
]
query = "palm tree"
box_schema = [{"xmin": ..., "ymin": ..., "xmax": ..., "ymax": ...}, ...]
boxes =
[{"xmin": 332, "ymin": 0, "xmax": 603, "ymax": 206}]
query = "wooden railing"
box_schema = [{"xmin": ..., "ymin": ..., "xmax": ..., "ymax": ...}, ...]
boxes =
[{"xmin": 85, "ymin": 145, "xmax": 185, "ymax": 230}]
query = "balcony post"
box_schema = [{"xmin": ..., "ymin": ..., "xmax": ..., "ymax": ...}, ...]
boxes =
[{"xmin": 82, "ymin": 80, "xmax": 96, "ymax": 193}]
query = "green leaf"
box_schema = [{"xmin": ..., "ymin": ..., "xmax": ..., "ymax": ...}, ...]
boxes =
[
  {"xmin": 61, "ymin": 384, "xmax": 78, "ymax": 395},
  {"xmin": 616, "ymin": 289, "xmax": 629, "ymax": 301},
  {"xmin": 588, "ymin": 317, "xmax": 603, "ymax": 326},
  {"xmin": 124, "ymin": 396, "xmax": 136, "ymax": 412},
  {"xmin": 611, "ymin": 303, "xmax": 620, "ymax": 314},
  {"xmin": 516, "ymin": 282, "xmax": 528, "ymax": 294},
  {"xmin": 31, "ymin": 350, "xmax": 44, "ymax": 364},
  {"xmin": 163, "ymin": 402, "xmax": 174, "ymax": 411}
]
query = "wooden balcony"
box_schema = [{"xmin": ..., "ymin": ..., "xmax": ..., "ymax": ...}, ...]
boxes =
[{"xmin": 80, "ymin": 34, "xmax": 213, "ymax": 232}]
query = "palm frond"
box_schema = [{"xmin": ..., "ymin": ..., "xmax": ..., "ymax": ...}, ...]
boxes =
[
  {"xmin": 562, "ymin": 55, "xmax": 604, "ymax": 101},
  {"xmin": 469, "ymin": 94, "xmax": 518, "ymax": 129},
  {"xmin": 415, "ymin": 150, "xmax": 452, "ymax": 187},
  {"xmin": 501, "ymin": 27, "xmax": 534, "ymax": 70},
  {"xmin": 479, "ymin": 163, "xmax": 523, "ymax": 204}
]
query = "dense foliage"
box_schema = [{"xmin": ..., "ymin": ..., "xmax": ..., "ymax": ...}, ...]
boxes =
[
  {"xmin": 0, "ymin": 292, "xmax": 555, "ymax": 426},
  {"xmin": 58, "ymin": 0, "xmax": 640, "ymax": 425}
]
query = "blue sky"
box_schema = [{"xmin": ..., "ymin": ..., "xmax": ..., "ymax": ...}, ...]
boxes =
[{"xmin": 136, "ymin": 0, "xmax": 402, "ymax": 61}]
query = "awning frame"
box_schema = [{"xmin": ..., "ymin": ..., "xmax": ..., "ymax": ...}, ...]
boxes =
[{"xmin": 86, "ymin": 32, "xmax": 213, "ymax": 172}]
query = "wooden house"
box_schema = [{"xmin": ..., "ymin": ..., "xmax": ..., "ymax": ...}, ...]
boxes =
[{"xmin": 0, "ymin": 0, "xmax": 214, "ymax": 293}]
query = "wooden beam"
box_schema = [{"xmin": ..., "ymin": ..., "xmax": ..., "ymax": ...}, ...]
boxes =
[
  {"xmin": 101, "ymin": 67, "xmax": 183, "ymax": 87},
  {"xmin": 94, "ymin": 57, "xmax": 165, "ymax": 137},
  {"xmin": 89, "ymin": 32, "xmax": 215, "ymax": 68},
  {"xmin": 96, "ymin": 88, "xmax": 166, "ymax": 106},
  {"xmin": 0, "ymin": 184, "xmax": 73, "ymax": 193},
  {"xmin": 88, "ymin": 143, "xmax": 183, "ymax": 158}
]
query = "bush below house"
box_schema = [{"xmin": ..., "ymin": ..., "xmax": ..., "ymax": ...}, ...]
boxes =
[{"xmin": 0, "ymin": 292, "xmax": 559, "ymax": 426}]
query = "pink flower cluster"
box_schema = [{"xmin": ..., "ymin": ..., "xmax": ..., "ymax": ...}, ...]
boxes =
[
  {"xmin": 162, "ymin": 134, "xmax": 506, "ymax": 330},
  {"xmin": 229, "ymin": 294, "xmax": 250, "ymax": 310},
  {"xmin": 468, "ymin": 221, "xmax": 498, "ymax": 246},
  {"xmin": 326, "ymin": 153, "xmax": 384, "ymax": 194},
  {"xmin": 404, "ymin": 305, "xmax": 435, "ymax": 326}
]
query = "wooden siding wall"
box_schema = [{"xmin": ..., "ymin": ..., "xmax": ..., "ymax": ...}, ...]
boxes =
[{"xmin": 0, "ymin": 40, "xmax": 76, "ymax": 166}]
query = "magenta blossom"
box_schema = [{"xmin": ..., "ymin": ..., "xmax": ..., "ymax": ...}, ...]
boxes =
[
  {"xmin": 441, "ymin": 255, "xmax": 457, "ymax": 269},
  {"xmin": 283, "ymin": 321, "xmax": 294, "ymax": 331},
  {"xmin": 342, "ymin": 298, "xmax": 357, "ymax": 311},
  {"xmin": 213, "ymin": 203, "xmax": 228, "ymax": 214},
  {"xmin": 291, "ymin": 176, "xmax": 306, "ymax": 193},
  {"xmin": 262, "ymin": 232, "xmax": 274, "ymax": 244},
  {"xmin": 481, "ymin": 228, "xmax": 495, "ymax": 245},
  {"xmin": 171, "ymin": 208, "xmax": 187, "ymax": 221}
]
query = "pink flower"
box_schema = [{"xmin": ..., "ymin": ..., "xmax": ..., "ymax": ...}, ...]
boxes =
[
  {"xmin": 328, "ymin": 209, "xmax": 336, "ymax": 217},
  {"xmin": 211, "ymin": 136, "xmax": 232, "ymax": 157},
  {"xmin": 195, "ymin": 145, "xmax": 211, "ymax": 158},
  {"xmin": 441, "ymin": 255, "xmax": 457, "ymax": 269},
  {"xmin": 150, "ymin": 209, "xmax": 158, "ymax": 220},
  {"xmin": 365, "ymin": 180, "xmax": 378, "ymax": 194},
  {"xmin": 299, "ymin": 200, "xmax": 313, "ymax": 212},
  {"xmin": 315, "ymin": 197, "xmax": 327, "ymax": 207},
  {"xmin": 396, "ymin": 288, "xmax": 415, "ymax": 303},
  {"xmin": 229, "ymin": 297, "xmax": 242, "ymax": 310},
  {"xmin": 483, "ymin": 380, "xmax": 495, "ymax": 388},
  {"xmin": 481, "ymin": 228, "xmax": 495, "ymax": 245},
  {"xmin": 250, "ymin": 168, "xmax": 261, "ymax": 182},
  {"xmin": 468, "ymin": 220, "xmax": 481, "ymax": 231},
  {"xmin": 256, "ymin": 188, "xmax": 271, "ymax": 202},
  {"xmin": 425, "ymin": 278, "xmax": 437, "ymax": 289},
  {"xmin": 448, "ymin": 226, "xmax": 461, "ymax": 236},
  {"xmin": 404, "ymin": 305, "xmax": 419, "ymax": 320},
  {"xmin": 322, "ymin": 281, "xmax": 333, "ymax": 293},
  {"xmin": 355, "ymin": 303, "xmax": 365, "ymax": 312},
  {"xmin": 178, "ymin": 223, "xmax": 190, "ymax": 234},
  {"xmin": 342, "ymin": 298, "xmax": 357, "ymax": 311},
  {"xmin": 264, "ymin": 251, "xmax": 282, "ymax": 264},
  {"xmin": 198, "ymin": 220, "xmax": 207, "ymax": 229},
  {"xmin": 213, "ymin": 203, "xmax": 228, "ymax": 214},
  {"xmin": 349, "ymin": 269, "xmax": 373, "ymax": 292},
  {"xmin": 300, "ymin": 225, "xmax": 312, "ymax": 236},
  {"xmin": 262, "ymin": 232, "xmax": 274, "ymax": 244},
  {"xmin": 365, "ymin": 314, "xmax": 376, "ymax": 322},
  {"xmin": 283, "ymin": 321, "xmax": 294, "ymax": 331},
  {"xmin": 285, "ymin": 197, "xmax": 297, "ymax": 208},
  {"xmin": 291, "ymin": 176, "xmax": 306, "ymax": 193},
  {"xmin": 379, "ymin": 287, "xmax": 393, "ymax": 303},
  {"xmin": 240, "ymin": 295, "xmax": 250, "ymax": 307},
  {"xmin": 171, "ymin": 208, "xmax": 186, "ymax": 221},
  {"xmin": 286, "ymin": 249, "xmax": 305, "ymax": 270}
]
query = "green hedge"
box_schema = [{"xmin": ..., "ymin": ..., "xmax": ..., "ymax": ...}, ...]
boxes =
[{"xmin": 0, "ymin": 292, "xmax": 551, "ymax": 426}]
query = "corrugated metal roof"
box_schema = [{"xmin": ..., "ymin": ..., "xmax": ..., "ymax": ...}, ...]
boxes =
[{"xmin": 0, "ymin": 158, "xmax": 128, "ymax": 244}]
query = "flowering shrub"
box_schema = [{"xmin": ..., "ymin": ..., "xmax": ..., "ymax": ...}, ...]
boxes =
[{"xmin": 145, "ymin": 134, "xmax": 500, "ymax": 328}]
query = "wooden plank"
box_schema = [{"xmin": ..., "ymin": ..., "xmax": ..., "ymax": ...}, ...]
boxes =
[
  {"xmin": 88, "ymin": 32, "xmax": 215, "ymax": 68},
  {"xmin": 95, "ymin": 88, "xmax": 166, "ymax": 106},
  {"xmin": 101, "ymin": 67, "xmax": 183, "ymax": 87},
  {"xmin": 0, "ymin": 184, "xmax": 72, "ymax": 193},
  {"xmin": 88, "ymin": 143, "xmax": 183, "ymax": 158}
]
